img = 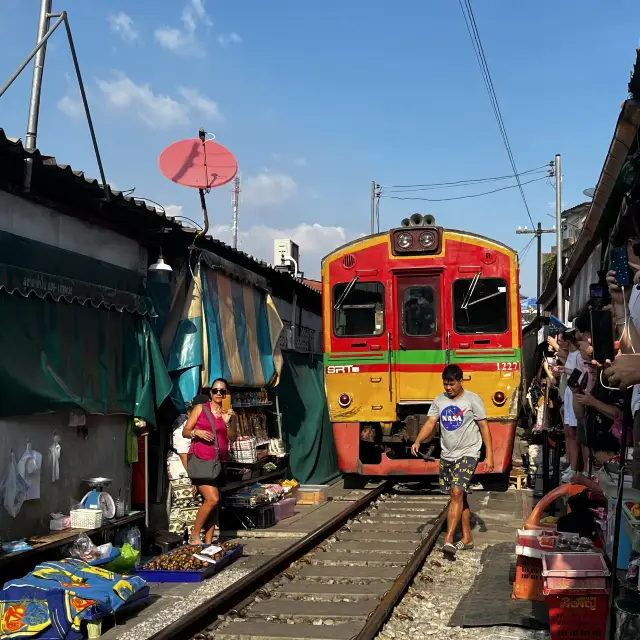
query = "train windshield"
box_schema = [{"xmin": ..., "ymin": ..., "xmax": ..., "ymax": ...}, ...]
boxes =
[
  {"xmin": 453, "ymin": 277, "xmax": 508, "ymax": 334},
  {"xmin": 333, "ymin": 282, "xmax": 385, "ymax": 336}
]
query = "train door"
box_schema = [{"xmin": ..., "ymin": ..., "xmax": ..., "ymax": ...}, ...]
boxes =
[{"xmin": 394, "ymin": 274, "xmax": 443, "ymax": 401}]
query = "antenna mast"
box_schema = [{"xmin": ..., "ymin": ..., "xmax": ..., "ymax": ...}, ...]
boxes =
[{"xmin": 232, "ymin": 174, "xmax": 240, "ymax": 249}]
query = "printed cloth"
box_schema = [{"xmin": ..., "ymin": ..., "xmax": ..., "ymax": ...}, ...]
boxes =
[
  {"xmin": 0, "ymin": 559, "xmax": 146, "ymax": 639},
  {"xmin": 168, "ymin": 476, "xmax": 203, "ymax": 536},
  {"xmin": 439, "ymin": 456, "xmax": 479, "ymax": 494}
]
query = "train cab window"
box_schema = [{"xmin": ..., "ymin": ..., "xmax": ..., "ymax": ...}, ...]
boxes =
[
  {"xmin": 453, "ymin": 277, "xmax": 509, "ymax": 334},
  {"xmin": 333, "ymin": 281, "xmax": 384, "ymax": 337},
  {"xmin": 403, "ymin": 286, "xmax": 436, "ymax": 336}
]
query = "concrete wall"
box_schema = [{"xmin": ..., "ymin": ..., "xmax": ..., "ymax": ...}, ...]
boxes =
[
  {"xmin": 0, "ymin": 190, "xmax": 148, "ymax": 273},
  {"xmin": 272, "ymin": 295, "xmax": 322, "ymax": 353},
  {"xmin": 0, "ymin": 413, "xmax": 130, "ymax": 541},
  {"xmin": 0, "ymin": 192, "xmax": 141, "ymax": 540}
]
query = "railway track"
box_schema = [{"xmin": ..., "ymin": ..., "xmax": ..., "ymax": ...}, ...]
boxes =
[{"xmin": 149, "ymin": 483, "xmax": 449, "ymax": 640}]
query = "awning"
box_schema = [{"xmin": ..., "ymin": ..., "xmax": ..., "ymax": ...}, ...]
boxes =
[
  {"xmin": 568, "ymin": 244, "xmax": 602, "ymax": 320},
  {"xmin": 166, "ymin": 261, "xmax": 284, "ymax": 409},
  {"xmin": 0, "ymin": 230, "xmax": 155, "ymax": 315}
]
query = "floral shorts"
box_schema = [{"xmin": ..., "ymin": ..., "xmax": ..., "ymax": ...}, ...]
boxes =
[{"xmin": 439, "ymin": 456, "xmax": 478, "ymax": 494}]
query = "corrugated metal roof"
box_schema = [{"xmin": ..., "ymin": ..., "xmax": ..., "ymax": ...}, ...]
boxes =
[{"xmin": 0, "ymin": 129, "xmax": 320, "ymax": 301}]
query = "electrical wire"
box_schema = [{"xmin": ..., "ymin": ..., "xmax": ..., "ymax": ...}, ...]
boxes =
[
  {"xmin": 458, "ymin": 0, "xmax": 535, "ymax": 228},
  {"xmin": 383, "ymin": 174, "xmax": 547, "ymax": 202},
  {"xmin": 384, "ymin": 165, "xmax": 549, "ymax": 191},
  {"xmin": 518, "ymin": 236, "xmax": 536, "ymax": 264}
]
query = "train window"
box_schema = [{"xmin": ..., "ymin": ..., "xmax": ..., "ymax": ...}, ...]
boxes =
[
  {"xmin": 403, "ymin": 286, "xmax": 436, "ymax": 336},
  {"xmin": 452, "ymin": 277, "xmax": 508, "ymax": 334},
  {"xmin": 333, "ymin": 282, "xmax": 384, "ymax": 337}
]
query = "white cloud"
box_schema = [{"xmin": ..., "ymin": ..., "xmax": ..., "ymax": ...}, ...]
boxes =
[
  {"xmin": 165, "ymin": 204, "xmax": 184, "ymax": 218},
  {"xmin": 178, "ymin": 87, "xmax": 222, "ymax": 119},
  {"xmin": 293, "ymin": 156, "xmax": 307, "ymax": 167},
  {"xmin": 155, "ymin": 0, "xmax": 211, "ymax": 57},
  {"xmin": 242, "ymin": 171, "xmax": 298, "ymax": 207},
  {"xmin": 209, "ymin": 222, "xmax": 354, "ymax": 278},
  {"xmin": 217, "ymin": 32, "xmax": 242, "ymax": 47},
  {"xmin": 57, "ymin": 95, "xmax": 83, "ymax": 119},
  {"xmin": 108, "ymin": 12, "xmax": 140, "ymax": 43},
  {"xmin": 96, "ymin": 72, "xmax": 221, "ymax": 129}
]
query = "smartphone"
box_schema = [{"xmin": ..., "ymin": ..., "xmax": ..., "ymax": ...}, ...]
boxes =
[
  {"xmin": 589, "ymin": 283, "xmax": 605, "ymax": 310},
  {"xmin": 590, "ymin": 309, "xmax": 615, "ymax": 363},
  {"xmin": 610, "ymin": 246, "xmax": 632, "ymax": 287},
  {"xmin": 567, "ymin": 368, "xmax": 582, "ymax": 388}
]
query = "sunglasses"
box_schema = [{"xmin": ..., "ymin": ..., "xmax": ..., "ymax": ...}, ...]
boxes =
[{"xmin": 211, "ymin": 388, "xmax": 227, "ymax": 397}]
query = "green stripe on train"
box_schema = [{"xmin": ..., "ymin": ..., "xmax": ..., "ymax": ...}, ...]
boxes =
[{"xmin": 324, "ymin": 349, "xmax": 522, "ymax": 366}]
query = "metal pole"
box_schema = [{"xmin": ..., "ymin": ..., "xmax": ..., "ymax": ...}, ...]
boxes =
[
  {"xmin": 0, "ymin": 14, "xmax": 63, "ymax": 101},
  {"xmin": 555, "ymin": 154, "xmax": 563, "ymax": 322},
  {"xmin": 25, "ymin": 0, "xmax": 52, "ymax": 152},
  {"xmin": 370, "ymin": 181, "xmax": 375, "ymax": 235},
  {"xmin": 232, "ymin": 175, "xmax": 240, "ymax": 249},
  {"xmin": 62, "ymin": 14, "xmax": 109, "ymax": 200},
  {"xmin": 536, "ymin": 222, "xmax": 542, "ymax": 322}
]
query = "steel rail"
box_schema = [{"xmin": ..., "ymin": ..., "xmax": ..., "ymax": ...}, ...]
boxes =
[
  {"xmin": 354, "ymin": 501, "xmax": 449, "ymax": 640},
  {"xmin": 149, "ymin": 481, "xmax": 390, "ymax": 640}
]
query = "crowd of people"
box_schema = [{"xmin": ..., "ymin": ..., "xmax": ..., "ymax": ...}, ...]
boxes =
[{"xmin": 528, "ymin": 235, "xmax": 640, "ymax": 489}]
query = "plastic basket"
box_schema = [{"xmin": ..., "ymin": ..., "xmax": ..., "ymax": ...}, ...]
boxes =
[
  {"xmin": 546, "ymin": 593, "xmax": 608, "ymax": 639},
  {"xmin": 274, "ymin": 498, "xmax": 296, "ymax": 522},
  {"xmin": 231, "ymin": 504, "xmax": 275, "ymax": 530},
  {"xmin": 71, "ymin": 509, "xmax": 103, "ymax": 529},
  {"xmin": 512, "ymin": 555, "xmax": 544, "ymax": 601},
  {"xmin": 230, "ymin": 437, "xmax": 258, "ymax": 464}
]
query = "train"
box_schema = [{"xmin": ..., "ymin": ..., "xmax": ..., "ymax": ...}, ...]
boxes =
[{"xmin": 321, "ymin": 213, "xmax": 522, "ymax": 478}]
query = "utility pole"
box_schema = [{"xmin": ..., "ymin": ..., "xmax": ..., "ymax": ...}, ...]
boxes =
[
  {"xmin": 370, "ymin": 181, "xmax": 376, "ymax": 235},
  {"xmin": 516, "ymin": 223, "xmax": 556, "ymax": 321},
  {"xmin": 554, "ymin": 154, "xmax": 564, "ymax": 323},
  {"xmin": 232, "ymin": 174, "xmax": 240, "ymax": 249}
]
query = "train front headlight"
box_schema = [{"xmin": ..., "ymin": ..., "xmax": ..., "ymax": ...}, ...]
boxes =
[
  {"xmin": 397, "ymin": 232, "xmax": 413, "ymax": 250},
  {"xmin": 419, "ymin": 230, "xmax": 436, "ymax": 249}
]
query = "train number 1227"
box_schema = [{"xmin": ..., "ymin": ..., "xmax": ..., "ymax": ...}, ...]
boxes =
[{"xmin": 496, "ymin": 362, "xmax": 520, "ymax": 371}]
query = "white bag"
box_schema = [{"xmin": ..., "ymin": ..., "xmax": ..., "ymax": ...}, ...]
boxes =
[{"xmin": 1, "ymin": 451, "xmax": 29, "ymax": 517}]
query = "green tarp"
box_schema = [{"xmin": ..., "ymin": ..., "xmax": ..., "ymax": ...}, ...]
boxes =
[
  {"xmin": 0, "ymin": 230, "xmax": 154, "ymax": 315},
  {"xmin": 277, "ymin": 351, "xmax": 340, "ymax": 485},
  {"xmin": 0, "ymin": 292, "xmax": 171, "ymax": 426}
]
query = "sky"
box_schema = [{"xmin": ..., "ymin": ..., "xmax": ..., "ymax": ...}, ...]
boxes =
[{"xmin": 0, "ymin": 1, "xmax": 638, "ymax": 296}]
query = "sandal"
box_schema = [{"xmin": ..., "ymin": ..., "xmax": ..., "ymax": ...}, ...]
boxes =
[
  {"xmin": 188, "ymin": 537, "xmax": 202, "ymax": 546},
  {"xmin": 442, "ymin": 540, "xmax": 474, "ymax": 556}
]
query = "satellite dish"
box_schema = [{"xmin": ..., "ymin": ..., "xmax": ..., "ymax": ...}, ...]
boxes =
[
  {"xmin": 583, "ymin": 188, "xmax": 595, "ymax": 198},
  {"xmin": 159, "ymin": 137, "xmax": 238, "ymax": 189},
  {"xmin": 158, "ymin": 130, "xmax": 239, "ymax": 238}
]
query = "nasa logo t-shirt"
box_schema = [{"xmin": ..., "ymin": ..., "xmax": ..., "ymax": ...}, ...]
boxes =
[{"xmin": 427, "ymin": 390, "xmax": 487, "ymax": 461}]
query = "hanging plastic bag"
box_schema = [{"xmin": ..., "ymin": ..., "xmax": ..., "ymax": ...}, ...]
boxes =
[{"xmin": 1, "ymin": 451, "xmax": 29, "ymax": 517}]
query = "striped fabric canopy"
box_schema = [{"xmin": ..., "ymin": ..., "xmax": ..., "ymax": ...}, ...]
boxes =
[{"xmin": 165, "ymin": 262, "xmax": 283, "ymax": 409}]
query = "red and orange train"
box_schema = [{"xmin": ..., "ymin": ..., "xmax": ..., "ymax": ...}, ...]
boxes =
[{"xmin": 321, "ymin": 214, "xmax": 522, "ymax": 478}]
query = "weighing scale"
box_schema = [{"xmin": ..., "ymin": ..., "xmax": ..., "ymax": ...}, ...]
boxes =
[{"xmin": 81, "ymin": 477, "xmax": 116, "ymax": 520}]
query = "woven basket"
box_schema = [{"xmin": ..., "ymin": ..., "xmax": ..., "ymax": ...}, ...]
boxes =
[{"xmin": 71, "ymin": 508, "xmax": 103, "ymax": 529}]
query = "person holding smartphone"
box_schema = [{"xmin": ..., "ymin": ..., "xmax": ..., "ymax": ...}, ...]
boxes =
[{"xmin": 183, "ymin": 380, "xmax": 238, "ymax": 545}]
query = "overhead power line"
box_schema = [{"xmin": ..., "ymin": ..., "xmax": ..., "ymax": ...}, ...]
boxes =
[
  {"xmin": 383, "ymin": 174, "xmax": 547, "ymax": 202},
  {"xmin": 458, "ymin": 0, "xmax": 536, "ymax": 228},
  {"xmin": 383, "ymin": 165, "xmax": 549, "ymax": 191}
]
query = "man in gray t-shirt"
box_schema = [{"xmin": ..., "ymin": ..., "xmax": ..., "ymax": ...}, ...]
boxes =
[{"xmin": 411, "ymin": 365, "xmax": 493, "ymax": 556}]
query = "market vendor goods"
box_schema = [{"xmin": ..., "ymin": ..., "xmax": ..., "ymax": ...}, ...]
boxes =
[{"xmin": 142, "ymin": 541, "xmax": 240, "ymax": 572}]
